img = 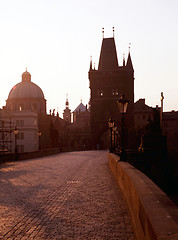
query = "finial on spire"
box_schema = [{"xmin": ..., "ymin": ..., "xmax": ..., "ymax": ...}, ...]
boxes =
[
  {"xmin": 160, "ymin": 92, "xmax": 164, "ymax": 101},
  {"xmin": 129, "ymin": 43, "xmax": 131, "ymax": 53},
  {"xmin": 26, "ymin": 67, "xmax": 27, "ymax": 72},
  {"xmin": 102, "ymin": 27, "xmax": 104, "ymax": 39},
  {"xmin": 113, "ymin": 27, "xmax": 115, "ymax": 38},
  {"xmin": 81, "ymin": 98, "xmax": 82, "ymax": 103},
  {"xmin": 66, "ymin": 94, "xmax": 69, "ymax": 109}
]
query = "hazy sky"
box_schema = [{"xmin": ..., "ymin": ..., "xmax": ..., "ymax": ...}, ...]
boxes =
[{"xmin": 0, "ymin": 0, "xmax": 177, "ymax": 117}]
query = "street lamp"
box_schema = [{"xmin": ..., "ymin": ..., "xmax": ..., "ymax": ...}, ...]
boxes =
[
  {"xmin": 38, "ymin": 131, "xmax": 42, "ymax": 150},
  {"xmin": 108, "ymin": 117, "xmax": 114, "ymax": 152},
  {"xmin": 113, "ymin": 126, "xmax": 117, "ymax": 151},
  {"xmin": 13, "ymin": 127, "xmax": 19, "ymax": 160},
  {"xmin": 117, "ymin": 94, "xmax": 129, "ymax": 161}
]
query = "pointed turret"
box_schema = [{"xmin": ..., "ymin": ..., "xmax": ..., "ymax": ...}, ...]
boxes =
[
  {"xmin": 98, "ymin": 37, "xmax": 119, "ymax": 71},
  {"xmin": 89, "ymin": 56, "xmax": 92, "ymax": 71},
  {"xmin": 123, "ymin": 54, "xmax": 125, "ymax": 66},
  {"xmin": 126, "ymin": 52, "xmax": 133, "ymax": 70}
]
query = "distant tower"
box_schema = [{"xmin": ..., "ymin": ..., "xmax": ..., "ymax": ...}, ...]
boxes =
[
  {"xmin": 88, "ymin": 32, "xmax": 135, "ymax": 147},
  {"xmin": 63, "ymin": 94, "xmax": 71, "ymax": 123}
]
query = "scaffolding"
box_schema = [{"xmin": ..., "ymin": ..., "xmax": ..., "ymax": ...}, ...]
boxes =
[{"xmin": 0, "ymin": 119, "xmax": 13, "ymax": 154}]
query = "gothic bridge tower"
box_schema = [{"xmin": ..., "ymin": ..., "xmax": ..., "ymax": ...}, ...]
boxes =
[{"xmin": 88, "ymin": 32, "xmax": 135, "ymax": 148}]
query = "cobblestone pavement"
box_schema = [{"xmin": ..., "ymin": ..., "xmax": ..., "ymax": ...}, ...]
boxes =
[{"xmin": 0, "ymin": 151, "xmax": 136, "ymax": 239}]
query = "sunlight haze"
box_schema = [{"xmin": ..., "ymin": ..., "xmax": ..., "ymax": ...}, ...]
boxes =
[{"xmin": 0, "ymin": 0, "xmax": 177, "ymax": 116}]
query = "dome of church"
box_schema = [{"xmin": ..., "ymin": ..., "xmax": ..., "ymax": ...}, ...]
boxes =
[
  {"xmin": 8, "ymin": 70, "xmax": 45, "ymax": 100},
  {"xmin": 8, "ymin": 81, "xmax": 45, "ymax": 99},
  {"xmin": 6, "ymin": 69, "xmax": 46, "ymax": 113}
]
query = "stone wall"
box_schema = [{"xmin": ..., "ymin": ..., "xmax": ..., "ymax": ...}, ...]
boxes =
[
  {"xmin": 0, "ymin": 148, "xmax": 60, "ymax": 164},
  {"xmin": 108, "ymin": 153, "xmax": 178, "ymax": 240}
]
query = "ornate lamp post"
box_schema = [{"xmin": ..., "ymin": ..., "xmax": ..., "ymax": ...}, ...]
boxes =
[
  {"xmin": 117, "ymin": 94, "xmax": 129, "ymax": 161},
  {"xmin": 38, "ymin": 131, "xmax": 42, "ymax": 150},
  {"xmin": 13, "ymin": 127, "xmax": 19, "ymax": 160},
  {"xmin": 108, "ymin": 117, "xmax": 114, "ymax": 152}
]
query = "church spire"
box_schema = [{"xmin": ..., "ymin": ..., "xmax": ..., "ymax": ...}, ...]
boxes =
[{"xmin": 63, "ymin": 94, "xmax": 71, "ymax": 123}]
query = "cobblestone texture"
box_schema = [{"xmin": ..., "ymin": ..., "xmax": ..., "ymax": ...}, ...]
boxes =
[{"xmin": 0, "ymin": 151, "xmax": 136, "ymax": 239}]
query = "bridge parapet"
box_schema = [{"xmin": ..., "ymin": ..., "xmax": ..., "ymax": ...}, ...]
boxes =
[{"xmin": 108, "ymin": 153, "xmax": 178, "ymax": 240}]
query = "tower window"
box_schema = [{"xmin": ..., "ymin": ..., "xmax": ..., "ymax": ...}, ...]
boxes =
[
  {"xmin": 112, "ymin": 89, "xmax": 119, "ymax": 95},
  {"xmin": 97, "ymin": 89, "xmax": 104, "ymax": 97}
]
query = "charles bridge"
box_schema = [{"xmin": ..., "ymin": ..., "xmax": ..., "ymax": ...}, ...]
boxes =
[{"xmin": 0, "ymin": 150, "xmax": 178, "ymax": 240}]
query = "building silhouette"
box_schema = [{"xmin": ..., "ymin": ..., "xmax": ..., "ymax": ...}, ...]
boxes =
[
  {"xmin": 89, "ymin": 35, "xmax": 135, "ymax": 148},
  {"xmin": 60, "ymin": 100, "xmax": 91, "ymax": 151}
]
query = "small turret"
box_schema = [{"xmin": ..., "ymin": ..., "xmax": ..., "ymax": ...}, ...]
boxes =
[
  {"xmin": 126, "ymin": 52, "xmax": 133, "ymax": 70},
  {"xmin": 22, "ymin": 68, "xmax": 31, "ymax": 82},
  {"xmin": 126, "ymin": 44, "xmax": 134, "ymax": 70},
  {"xmin": 123, "ymin": 54, "xmax": 125, "ymax": 66},
  {"xmin": 89, "ymin": 56, "xmax": 93, "ymax": 71}
]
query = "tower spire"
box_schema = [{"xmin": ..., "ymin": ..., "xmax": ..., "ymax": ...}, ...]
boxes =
[{"xmin": 63, "ymin": 94, "xmax": 71, "ymax": 123}]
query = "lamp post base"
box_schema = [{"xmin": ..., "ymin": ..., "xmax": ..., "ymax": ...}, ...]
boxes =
[
  {"xmin": 109, "ymin": 147, "xmax": 113, "ymax": 153},
  {"xmin": 120, "ymin": 150, "xmax": 127, "ymax": 161}
]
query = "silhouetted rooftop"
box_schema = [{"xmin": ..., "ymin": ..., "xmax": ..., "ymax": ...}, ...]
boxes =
[
  {"xmin": 163, "ymin": 111, "xmax": 178, "ymax": 120},
  {"xmin": 98, "ymin": 37, "xmax": 118, "ymax": 71},
  {"xmin": 73, "ymin": 102, "xmax": 86, "ymax": 112}
]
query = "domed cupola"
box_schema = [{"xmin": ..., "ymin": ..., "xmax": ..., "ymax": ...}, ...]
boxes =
[
  {"xmin": 6, "ymin": 69, "xmax": 46, "ymax": 113},
  {"xmin": 22, "ymin": 68, "xmax": 31, "ymax": 82}
]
